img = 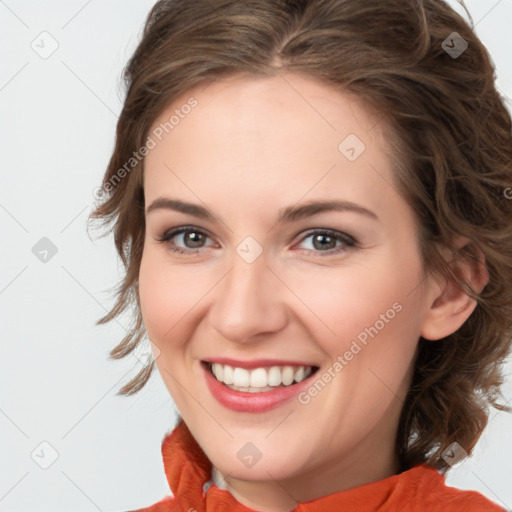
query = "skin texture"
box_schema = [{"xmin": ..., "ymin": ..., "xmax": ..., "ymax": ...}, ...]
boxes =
[{"xmin": 138, "ymin": 73, "xmax": 487, "ymax": 512}]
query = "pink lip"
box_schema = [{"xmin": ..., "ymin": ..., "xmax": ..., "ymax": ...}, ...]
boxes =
[
  {"xmin": 203, "ymin": 357, "xmax": 315, "ymax": 369},
  {"xmin": 201, "ymin": 361, "xmax": 318, "ymax": 413}
]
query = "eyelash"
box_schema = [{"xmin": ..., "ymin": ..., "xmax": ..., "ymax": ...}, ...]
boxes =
[{"xmin": 156, "ymin": 225, "xmax": 358, "ymax": 257}]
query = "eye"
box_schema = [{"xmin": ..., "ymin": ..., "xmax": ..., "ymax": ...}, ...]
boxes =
[
  {"xmin": 157, "ymin": 226, "xmax": 357, "ymax": 257},
  {"xmin": 156, "ymin": 226, "xmax": 214, "ymax": 254},
  {"xmin": 294, "ymin": 229, "xmax": 357, "ymax": 256}
]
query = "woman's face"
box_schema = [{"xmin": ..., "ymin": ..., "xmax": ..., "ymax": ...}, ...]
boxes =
[{"xmin": 139, "ymin": 73, "xmax": 439, "ymax": 505}]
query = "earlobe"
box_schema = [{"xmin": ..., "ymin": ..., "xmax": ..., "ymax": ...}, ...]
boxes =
[{"xmin": 420, "ymin": 240, "xmax": 489, "ymax": 341}]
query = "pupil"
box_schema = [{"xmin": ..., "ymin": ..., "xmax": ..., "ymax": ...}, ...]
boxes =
[
  {"xmin": 186, "ymin": 231, "xmax": 203, "ymax": 248},
  {"xmin": 313, "ymin": 234, "xmax": 334, "ymax": 250}
]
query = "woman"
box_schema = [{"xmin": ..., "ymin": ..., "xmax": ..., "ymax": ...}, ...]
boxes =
[{"xmin": 89, "ymin": 0, "xmax": 512, "ymax": 510}]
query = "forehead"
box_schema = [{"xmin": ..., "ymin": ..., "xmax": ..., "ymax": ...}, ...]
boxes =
[
  {"xmin": 143, "ymin": 73, "xmax": 399, "ymax": 220},
  {"xmin": 148, "ymin": 72, "xmax": 385, "ymax": 151}
]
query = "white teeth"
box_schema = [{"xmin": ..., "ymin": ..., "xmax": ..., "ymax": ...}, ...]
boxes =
[
  {"xmin": 232, "ymin": 367, "xmax": 250, "ymax": 387},
  {"xmin": 268, "ymin": 366, "xmax": 282, "ymax": 386},
  {"xmin": 250, "ymin": 368, "xmax": 268, "ymax": 387},
  {"xmin": 223, "ymin": 364, "xmax": 234, "ymax": 384},
  {"xmin": 226, "ymin": 384, "xmax": 275, "ymax": 392},
  {"xmin": 209, "ymin": 362, "xmax": 315, "ymax": 391},
  {"xmin": 294, "ymin": 366, "xmax": 305, "ymax": 382},
  {"xmin": 282, "ymin": 366, "xmax": 294, "ymax": 386},
  {"xmin": 212, "ymin": 363, "xmax": 223, "ymax": 381}
]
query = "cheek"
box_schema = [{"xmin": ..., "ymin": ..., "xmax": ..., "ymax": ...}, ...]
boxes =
[
  {"xmin": 292, "ymin": 265, "xmax": 421, "ymax": 424},
  {"xmin": 289, "ymin": 258, "xmax": 420, "ymax": 350},
  {"xmin": 138, "ymin": 247, "xmax": 193, "ymax": 347}
]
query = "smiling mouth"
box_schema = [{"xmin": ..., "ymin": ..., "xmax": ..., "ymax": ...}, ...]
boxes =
[{"xmin": 202, "ymin": 361, "xmax": 320, "ymax": 393}]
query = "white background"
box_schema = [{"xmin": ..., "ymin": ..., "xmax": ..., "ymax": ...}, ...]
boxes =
[{"xmin": 0, "ymin": 1, "xmax": 511, "ymax": 511}]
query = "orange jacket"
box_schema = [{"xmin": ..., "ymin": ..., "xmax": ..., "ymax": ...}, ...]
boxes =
[{"xmin": 130, "ymin": 421, "xmax": 505, "ymax": 511}]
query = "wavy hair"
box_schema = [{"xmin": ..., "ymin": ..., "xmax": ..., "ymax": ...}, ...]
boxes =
[{"xmin": 88, "ymin": 0, "xmax": 512, "ymax": 472}]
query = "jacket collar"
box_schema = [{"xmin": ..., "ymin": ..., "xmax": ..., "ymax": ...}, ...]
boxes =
[{"xmin": 161, "ymin": 419, "xmax": 442, "ymax": 512}]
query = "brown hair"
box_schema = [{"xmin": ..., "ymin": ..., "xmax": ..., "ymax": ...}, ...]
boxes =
[{"xmin": 88, "ymin": 0, "xmax": 512, "ymax": 473}]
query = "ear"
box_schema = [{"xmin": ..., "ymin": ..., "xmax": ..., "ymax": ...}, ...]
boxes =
[{"xmin": 420, "ymin": 238, "xmax": 489, "ymax": 341}]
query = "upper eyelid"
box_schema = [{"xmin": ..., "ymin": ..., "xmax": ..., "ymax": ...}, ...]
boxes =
[{"xmin": 159, "ymin": 225, "xmax": 216, "ymax": 243}]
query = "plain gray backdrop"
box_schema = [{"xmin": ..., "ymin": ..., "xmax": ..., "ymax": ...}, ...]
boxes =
[{"xmin": 1, "ymin": 1, "xmax": 511, "ymax": 511}]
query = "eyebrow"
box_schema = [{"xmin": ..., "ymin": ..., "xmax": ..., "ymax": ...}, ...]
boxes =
[{"xmin": 145, "ymin": 197, "xmax": 379, "ymax": 223}]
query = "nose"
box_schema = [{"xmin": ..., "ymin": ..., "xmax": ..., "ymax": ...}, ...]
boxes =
[{"xmin": 207, "ymin": 251, "xmax": 288, "ymax": 344}]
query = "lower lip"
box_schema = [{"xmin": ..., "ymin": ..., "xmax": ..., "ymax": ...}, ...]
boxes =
[{"xmin": 202, "ymin": 362, "xmax": 318, "ymax": 413}]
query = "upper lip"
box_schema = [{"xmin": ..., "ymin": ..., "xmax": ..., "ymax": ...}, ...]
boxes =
[{"xmin": 202, "ymin": 357, "xmax": 318, "ymax": 369}]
